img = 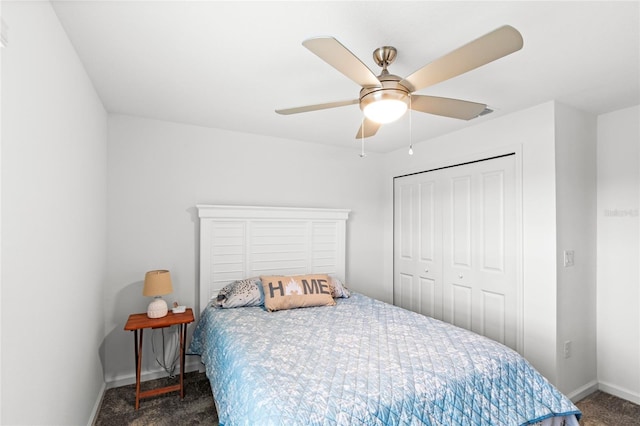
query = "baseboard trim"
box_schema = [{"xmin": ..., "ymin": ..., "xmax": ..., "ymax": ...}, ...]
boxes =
[
  {"xmin": 105, "ymin": 357, "xmax": 202, "ymax": 389},
  {"xmin": 566, "ymin": 380, "xmax": 599, "ymax": 402},
  {"xmin": 598, "ymin": 381, "xmax": 640, "ymax": 405},
  {"xmin": 88, "ymin": 381, "xmax": 106, "ymax": 426}
]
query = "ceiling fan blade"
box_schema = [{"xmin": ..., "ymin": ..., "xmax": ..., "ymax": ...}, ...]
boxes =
[
  {"xmin": 303, "ymin": 37, "xmax": 381, "ymax": 88},
  {"xmin": 410, "ymin": 95, "xmax": 486, "ymax": 120},
  {"xmin": 401, "ymin": 25, "xmax": 523, "ymax": 92},
  {"xmin": 276, "ymin": 99, "xmax": 359, "ymax": 115},
  {"xmin": 355, "ymin": 118, "xmax": 382, "ymax": 139}
]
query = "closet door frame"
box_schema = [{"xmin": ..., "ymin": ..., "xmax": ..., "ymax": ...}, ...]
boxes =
[{"xmin": 393, "ymin": 147, "xmax": 524, "ymax": 354}]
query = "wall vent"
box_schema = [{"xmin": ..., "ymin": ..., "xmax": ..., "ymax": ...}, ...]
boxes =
[{"xmin": 479, "ymin": 107, "xmax": 494, "ymax": 117}]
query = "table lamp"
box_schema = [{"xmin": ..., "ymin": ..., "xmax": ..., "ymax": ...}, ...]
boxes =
[{"xmin": 143, "ymin": 270, "xmax": 173, "ymax": 318}]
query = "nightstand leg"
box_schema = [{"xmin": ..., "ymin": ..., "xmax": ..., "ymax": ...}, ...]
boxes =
[
  {"xmin": 179, "ymin": 324, "xmax": 186, "ymax": 399},
  {"xmin": 135, "ymin": 329, "xmax": 144, "ymax": 410}
]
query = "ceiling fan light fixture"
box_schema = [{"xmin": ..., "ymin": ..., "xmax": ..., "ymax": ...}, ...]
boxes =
[
  {"xmin": 361, "ymin": 89, "xmax": 409, "ymax": 124},
  {"xmin": 279, "ymin": 26, "xmax": 524, "ymax": 137}
]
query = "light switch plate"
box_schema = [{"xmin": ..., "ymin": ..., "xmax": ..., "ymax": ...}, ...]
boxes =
[
  {"xmin": 564, "ymin": 340, "xmax": 572, "ymax": 358},
  {"xmin": 564, "ymin": 250, "xmax": 575, "ymax": 267}
]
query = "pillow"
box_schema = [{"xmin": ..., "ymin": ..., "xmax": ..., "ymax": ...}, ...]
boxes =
[
  {"xmin": 329, "ymin": 276, "xmax": 351, "ymax": 298},
  {"xmin": 213, "ymin": 277, "xmax": 263, "ymax": 308},
  {"xmin": 260, "ymin": 274, "xmax": 335, "ymax": 312}
]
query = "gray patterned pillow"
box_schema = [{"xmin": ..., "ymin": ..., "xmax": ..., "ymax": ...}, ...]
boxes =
[
  {"xmin": 213, "ymin": 278, "xmax": 263, "ymax": 308},
  {"xmin": 329, "ymin": 276, "xmax": 351, "ymax": 298}
]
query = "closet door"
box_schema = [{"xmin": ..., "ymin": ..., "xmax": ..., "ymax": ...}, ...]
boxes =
[
  {"xmin": 441, "ymin": 155, "xmax": 517, "ymax": 349},
  {"xmin": 393, "ymin": 171, "xmax": 443, "ymax": 319},
  {"xmin": 394, "ymin": 155, "xmax": 518, "ymax": 349}
]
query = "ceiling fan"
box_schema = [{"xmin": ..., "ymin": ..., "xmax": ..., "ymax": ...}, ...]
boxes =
[{"xmin": 276, "ymin": 25, "xmax": 523, "ymax": 138}]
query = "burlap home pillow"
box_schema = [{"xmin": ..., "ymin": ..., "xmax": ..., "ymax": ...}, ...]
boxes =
[{"xmin": 260, "ymin": 274, "xmax": 336, "ymax": 312}]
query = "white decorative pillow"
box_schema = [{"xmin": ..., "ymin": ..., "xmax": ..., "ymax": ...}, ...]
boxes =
[
  {"xmin": 329, "ymin": 276, "xmax": 351, "ymax": 298},
  {"xmin": 213, "ymin": 278, "xmax": 263, "ymax": 308},
  {"xmin": 260, "ymin": 274, "xmax": 335, "ymax": 312}
]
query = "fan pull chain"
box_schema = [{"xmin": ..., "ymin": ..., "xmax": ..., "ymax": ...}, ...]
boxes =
[
  {"xmin": 408, "ymin": 95, "xmax": 414, "ymax": 156},
  {"xmin": 360, "ymin": 117, "xmax": 367, "ymax": 158}
]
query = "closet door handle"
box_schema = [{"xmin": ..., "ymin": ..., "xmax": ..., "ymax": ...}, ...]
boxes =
[{"xmin": 458, "ymin": 273, "xmax": 464, "ymax": 279}]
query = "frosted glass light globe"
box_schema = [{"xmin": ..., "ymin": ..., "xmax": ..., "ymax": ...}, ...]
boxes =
[{"xmin": 363, "ymin": 99, "xmax": 408, "ymax": 124}]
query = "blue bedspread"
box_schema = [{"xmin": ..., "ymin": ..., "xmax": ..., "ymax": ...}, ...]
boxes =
[{"xmin": 189, "ymin": 293, "xmax": 580, "ymax": 425}]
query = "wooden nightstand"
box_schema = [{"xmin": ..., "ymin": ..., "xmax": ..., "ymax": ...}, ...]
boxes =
[{"xmin": 124, "ymin": 308, "xmax": 195, "ymax": 409}]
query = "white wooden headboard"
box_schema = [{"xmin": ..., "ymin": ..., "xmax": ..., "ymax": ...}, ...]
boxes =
[{"xmin": 197, "ymin": 205, "xmax": 350, "ymax": 313}]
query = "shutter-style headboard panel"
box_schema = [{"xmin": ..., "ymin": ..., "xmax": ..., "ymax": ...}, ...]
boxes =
[{"xmin": 197, "ymin": 205, "xmax": 350, "ymax": 313}]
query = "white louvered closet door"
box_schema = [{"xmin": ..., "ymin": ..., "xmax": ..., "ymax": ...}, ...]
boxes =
[{"xmin": 394, "ymin": 155, "xmax": 519, "ymax": 350}]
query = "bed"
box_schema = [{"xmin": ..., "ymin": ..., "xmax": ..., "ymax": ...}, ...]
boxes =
[{"xmin": 189, "ymin": 205, "xmax": 580, "ymax": 425}]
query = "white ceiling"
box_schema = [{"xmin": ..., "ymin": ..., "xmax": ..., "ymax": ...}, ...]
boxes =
[{"xmin": 51, "ymin": 1, "xmax": 640, "ymax": 153}]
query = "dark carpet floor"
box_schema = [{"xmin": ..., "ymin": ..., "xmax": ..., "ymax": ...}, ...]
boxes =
[
  {"xmin": 95, "ymin": 372, "xmax": 639, "ymax": 425},
  {"xmin": 94, "ymin": 371, "xmax": 218, "ymax": 425},
  {"xmin": 576, "ymin": 390, "xmax": 640, "ymax": 426}
]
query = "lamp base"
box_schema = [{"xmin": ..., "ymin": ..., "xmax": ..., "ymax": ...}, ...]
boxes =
[{"xmin": 147, "ymin": 297, "xmax": 168, "ymax": 318}]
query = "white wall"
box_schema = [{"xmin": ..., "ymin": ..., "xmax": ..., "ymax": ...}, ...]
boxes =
[
  {"xmin": 554, "ymin": 103, "xmax": 597, "ymax": 397},
  {"xmin": 0, "ymin": 2, "xmax": 4, "ymax": 421},
  {"xmin": 105, "ymin": 114, "xmax": 386, "ymax": 385},
  {"xmin": 1, "ymin": 2, "xmax": 107, "ymax": 425},
  {"xmin": 596, "ymin": 105, "xmax": 640, "ymax": 404}
]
